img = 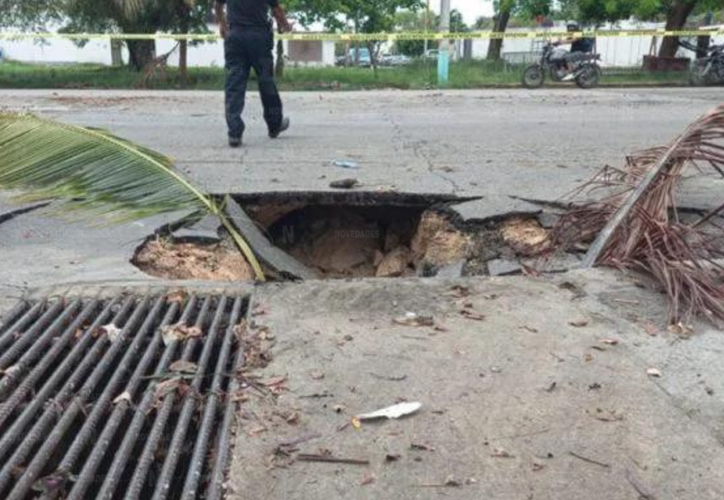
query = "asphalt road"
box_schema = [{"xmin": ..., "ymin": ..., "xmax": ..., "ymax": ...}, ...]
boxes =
[{"xmin": 2, "ymin": 87, "xmax": 722, "ymax": 202}]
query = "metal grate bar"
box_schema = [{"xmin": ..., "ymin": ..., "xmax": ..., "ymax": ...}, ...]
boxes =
[
  {"xmin": 5, "ymin": 297, "xmax": 155, "ymax": 500},
  {"xmin": 0, "ymin": 297, "xmax": 134, "ymax": 486},
  {"xmin": 0, "ymin": 301, "xmax": 46, "ymax": 352},
  {"xmin": 207, "ymin": 317, "xmax": 246, "ymax": 500},
  {"xmin": 65, "ymin": 299, "xmax": 182, "ymax": 500},
  {"xmin": 0, "ymin": 301, "xmax": 66, "ymax": 369},
  {"xmin": 181, "ymin": 297, "xmax": 244, "ymax": 500},
  {"xmin": 0, "ymin": 292, "xmax": 247, "ymax": 500}
]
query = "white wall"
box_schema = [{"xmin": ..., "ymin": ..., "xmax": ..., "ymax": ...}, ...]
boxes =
[{"xmin": 0, "ymin": 31, "xmax": 335, "ymax": 67}]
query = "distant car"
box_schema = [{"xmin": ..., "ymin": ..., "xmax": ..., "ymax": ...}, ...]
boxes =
[
  {"xmin": 380, "ymin": 54, "xmax": 412, "ymax": 67},
  {"xmin": 422, "ymin": 49, "xmax": 439, "ymax": 60},
  {"xmin": 335, "ymin": 47, "xmax": 371, "ymax": 67}
]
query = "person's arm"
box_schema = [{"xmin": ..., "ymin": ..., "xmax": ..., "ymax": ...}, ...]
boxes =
[
  {"xmin": 272, "ymin": 4, "xmax": 292, "ymax": 33},
  {"xmin": 215, "ymin": 1, "xmax": 228, "ymax": 39}
]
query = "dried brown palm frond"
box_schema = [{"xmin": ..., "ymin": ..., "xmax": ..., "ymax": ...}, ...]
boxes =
[{"xmin": 550, "ymin": 104, "xmax": 724, "ymax": 324}]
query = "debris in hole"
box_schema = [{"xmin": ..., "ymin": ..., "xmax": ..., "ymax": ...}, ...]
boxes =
[
  {"xmin": 487, "ymin": 258, "xmax": 522, "ymax": 276},
  {"xmin": 501, "ymin": 217, "xmax": 550, "ymax": 256},
  {"xmin": 376, "ymin": 246, "xmax": 413, "ymax": 277},
  {"xmin": 646, "ymin": 368, "xmax": 662, "ymax": 378},
  {"xmin": 412, "ymin": 212, "xmax": 471, "ymax": 268}
]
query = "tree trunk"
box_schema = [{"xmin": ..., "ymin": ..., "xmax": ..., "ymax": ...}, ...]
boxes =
[
  {"xmin": 367, "ymin": 41, "xmax": 379, "ymax": 76},
  {"xmin": 487, "ymin": 8, "xmax": 511, "ymax": 61},
  {"xmin": 127, "ymin": 40, "xmax": 156, "ymax": 71},
  {"xmin": 178, "ymin": 16, "xmax": 189, "ymax": 86},
  {"xmin": 658, "ymin": 0, "xmax": 698, "ymax": 58},
  {"xmin": 275, "ymin": 40, "xmax": 285, "ymax": 79}
]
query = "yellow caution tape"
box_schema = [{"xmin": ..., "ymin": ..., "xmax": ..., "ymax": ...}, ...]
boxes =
[{"xmin": 0, "ymin": 29, "xmax": 722, "ymax": 42}]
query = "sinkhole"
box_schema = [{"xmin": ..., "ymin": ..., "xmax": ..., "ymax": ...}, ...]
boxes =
[{"xmin": 132, "ymin": 191, "xmax": 564, "ymax": 282}]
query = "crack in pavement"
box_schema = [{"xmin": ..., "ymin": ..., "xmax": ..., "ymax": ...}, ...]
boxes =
[{"xmin": 385, "ymin": 111, "xmax": 461, "ymax": 195}]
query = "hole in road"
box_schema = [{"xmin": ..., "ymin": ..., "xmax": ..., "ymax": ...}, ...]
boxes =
[{"xmin": 132, "ymin": 192, "xmax": 563, "ymax": 281}]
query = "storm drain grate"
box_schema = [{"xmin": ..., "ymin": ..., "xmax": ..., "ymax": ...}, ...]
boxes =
[{"xmin": 0, "ymin": 293, "xmax": 248, "ymax": 500}]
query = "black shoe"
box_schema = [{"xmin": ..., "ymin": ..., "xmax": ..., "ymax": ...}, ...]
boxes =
[
  {"xmin": 229, "ymin": 136, "xmax": 242, "ymax": 148},
  {"xmin": 269, "ymin": 117, "xmax": 290, "ymax": 139}
]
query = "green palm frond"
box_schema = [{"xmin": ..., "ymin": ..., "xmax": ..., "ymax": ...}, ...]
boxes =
[{"xmin": 0, "ymin": 112, "xmax": 265, "ymax": 281}]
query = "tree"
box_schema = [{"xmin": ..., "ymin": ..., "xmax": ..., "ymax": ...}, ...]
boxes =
[
  {"xmin": 1, "ymin": 0, "xmax": 211, "ymax": 71},
  {"xmin": 394, "ymin": 8, "xmax": 466, "ymax": 57},
  {"xmin": 636, "ymin": 0, "xmax": 721, "ymax": 58},
  {"xmin": 554, "ymin": 0, "xmax": 720, "ymax": 58},
  {"xmin": 488, "ymin": 0, "xmax": 551, "ymax": 60},
  {"xmin": 284, "ymin": 0, "xmax": 424, "ymax": 69}
]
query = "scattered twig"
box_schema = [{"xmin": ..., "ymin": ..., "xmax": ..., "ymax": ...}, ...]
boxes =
[
  {"xmin": 568, "ymin": 451, "xmax": 611, "ymax": 469},
  {"xmin": 278, "ymin": 432, "xmax": 322, "ymax": 449},
  {"xmin": 625, "ymin": 469, "xmax": 654, "ymax": 499},
  {"xmin": 297, "ymin": 454, "xmax": 369, "ymax": 465},
  {"xmin": 370, "ymin": 373, "xmax": 408, "ymax": 382}
]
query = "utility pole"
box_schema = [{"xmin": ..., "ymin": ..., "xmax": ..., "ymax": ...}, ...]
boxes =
[
  {"xmin": 424, "ymin": 0, "xmax": 431, "ymax": 56},
  {"xmin": 438, "ymin": 0, "xmax": 451, "ymax": 86}
]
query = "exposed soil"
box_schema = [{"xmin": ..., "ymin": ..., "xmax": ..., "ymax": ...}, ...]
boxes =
[
  {"xmin": 132, "ymin": 196, "xmax": 555, "ymax": 282},
  {"xmin": 500, "ymin": 217, "xmax": 551, "ymax": 256},
  {"xmin": 264, "ymin": 205, "xmax": 471, "ymax": 278},
  {"xmin": 133, "ymin": 238, "xmax": 255, "ymax": 281}
]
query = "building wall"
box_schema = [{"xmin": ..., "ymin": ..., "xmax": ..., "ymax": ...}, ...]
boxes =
[{"xmin": 0, "ymin": 27, "xmax": 335, "ymax": 67}]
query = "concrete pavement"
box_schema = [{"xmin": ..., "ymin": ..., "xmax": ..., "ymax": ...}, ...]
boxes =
[{"xmin": 1, "ymin": 88, "xmax": 724, "ymax": 499}]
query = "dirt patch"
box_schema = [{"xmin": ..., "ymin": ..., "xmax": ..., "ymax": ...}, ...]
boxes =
[
  {"xmin": 412, "ymin": 211, "xmax": 471, "ymax": 266},
  {"xmin": 501, "ymin": 217, "xmax": 550, "ymax": 256},
  {"xmin": 132, "ymin": 238, "xmax": 255, "ymax": 281}
]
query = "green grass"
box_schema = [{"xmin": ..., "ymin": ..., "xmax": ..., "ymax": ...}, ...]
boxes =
[{"xmin": 0, "ymin": 59, "xmax": 690, "ymax": 91}]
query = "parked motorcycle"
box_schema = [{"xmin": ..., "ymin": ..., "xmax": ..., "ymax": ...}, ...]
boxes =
[
  {"xmin": 682, "ymin": 40, "xmax": 724, "ymax": 86},
  {"xmin": 522, "ymin": 42, "xmax": 601, "ymax": 89}
]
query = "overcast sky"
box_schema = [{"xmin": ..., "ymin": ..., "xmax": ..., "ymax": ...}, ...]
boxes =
[{"xmin": 429, "ymin": 0, "xmax": 495, "ymax": 25}]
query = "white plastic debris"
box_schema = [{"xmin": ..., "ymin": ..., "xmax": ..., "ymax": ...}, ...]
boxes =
[
  {"xmin": 100, "ymin": 324, "xmax": 122, "ymax": 343},
  {"xmin": 355, "ymin": 402, "xmax": 422, "ymax": 421}
]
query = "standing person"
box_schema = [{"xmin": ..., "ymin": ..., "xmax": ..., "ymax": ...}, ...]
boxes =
[{"xmin": 215, "ymin": 0, "xmax": 292, "ymax": 147}]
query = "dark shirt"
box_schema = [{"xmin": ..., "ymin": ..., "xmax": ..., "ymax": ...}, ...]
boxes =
[
  {"xmin": 571, "ymin": 37, "xmax": 594, "ymax": 53},
  {"xmin": 218, "ymin": 0, "xmax": 279, "ymax": 29}
]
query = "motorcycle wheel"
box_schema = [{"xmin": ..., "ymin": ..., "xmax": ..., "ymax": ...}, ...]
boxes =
[
  {"xmin": 575, "ymin": 64, "xmax": 600, "ymax": 89},
  {"xmin": 522, "ymin": 64, "xmax": 545, "ymax": 89}
]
